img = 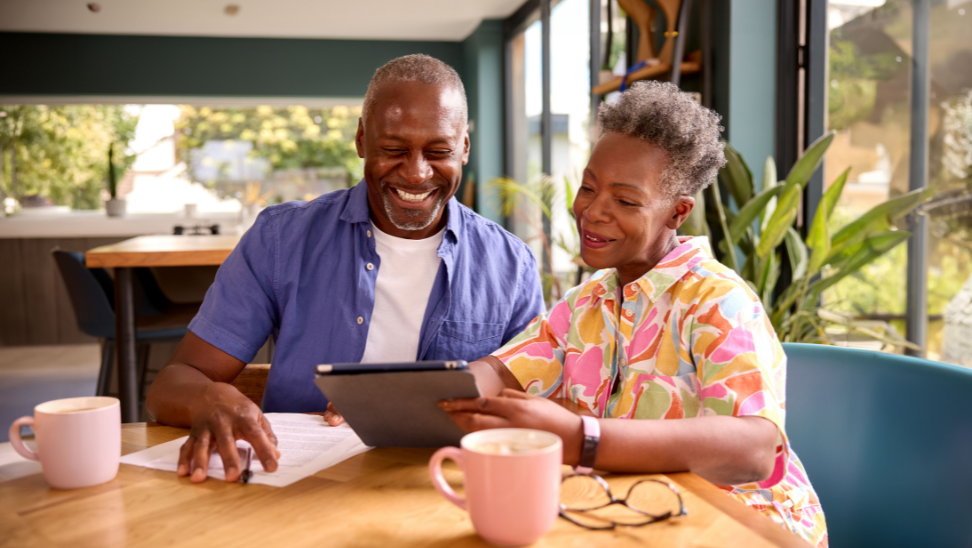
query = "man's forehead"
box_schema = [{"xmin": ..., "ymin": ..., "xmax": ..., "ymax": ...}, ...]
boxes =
[{"xmin": 368, "ymin": 82, "xmax": 466, "ymax": 125}]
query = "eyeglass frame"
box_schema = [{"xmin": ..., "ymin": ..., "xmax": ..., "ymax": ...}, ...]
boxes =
[{"xmin": 558, "ymin": 474, "xmax": 688, "ymax": 530}]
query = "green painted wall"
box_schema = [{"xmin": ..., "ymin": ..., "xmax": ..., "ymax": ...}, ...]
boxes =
[
  {"xmin": 460, "ymin": 20, "xmax": 505, "ymax": 224},
  {"xmin": 0, "ymin": 32, "xmax": 462, "ymax": 98}
]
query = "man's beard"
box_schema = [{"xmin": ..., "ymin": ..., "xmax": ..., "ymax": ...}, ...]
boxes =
[{"xmin": 381, "ymin": 183, "xmax": 446, "ymax": 231}]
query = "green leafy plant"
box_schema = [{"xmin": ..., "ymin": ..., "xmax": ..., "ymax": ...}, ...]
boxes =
[
  {"xmin": 683, "ymin": 132, "xmax": 932, "ymax": 348},
  {"xmin": 491, "ymin": 174, "xmax": 592, "ymax": 304}
]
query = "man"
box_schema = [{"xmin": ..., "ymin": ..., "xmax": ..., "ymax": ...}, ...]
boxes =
[{"xmin": 146, "ymin": 54, "xmax": 545, "ymax": 483}]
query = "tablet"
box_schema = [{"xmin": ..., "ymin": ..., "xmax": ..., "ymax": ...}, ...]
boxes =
[{"xmin": 313, "ymin": 361, "xmax": 481, "ymax": 448}]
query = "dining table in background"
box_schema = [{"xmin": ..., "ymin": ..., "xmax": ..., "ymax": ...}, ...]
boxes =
[
  {"xmin": 0, "ymin": 421, "xmax": 814, "ymax": 548},
  {"xmin": 85, "ymin": 235, "xmax": 241, "ymax": 422}
]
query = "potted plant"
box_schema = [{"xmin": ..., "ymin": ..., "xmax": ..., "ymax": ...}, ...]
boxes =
[
  {"xmin": 683, "ymin": 132, "xmax": 931, "ymax": 349},
  {"xmin": 105, "ymin": 143, "xmax": 126, "ymax": 217}
]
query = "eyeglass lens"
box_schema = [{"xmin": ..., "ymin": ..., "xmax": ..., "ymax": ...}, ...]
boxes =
[{"xmin": 560, "ymin": 475, "xmax": 684, "ymax": 529}]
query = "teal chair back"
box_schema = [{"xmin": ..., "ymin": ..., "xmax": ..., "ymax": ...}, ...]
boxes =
[{"xmin": 782, "ymin": 343, "xmax": 972, "ymax": 548}]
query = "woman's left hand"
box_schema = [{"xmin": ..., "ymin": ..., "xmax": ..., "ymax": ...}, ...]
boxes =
[{"xmin": 439, "ymin": 389, "xmax": 584, "ymax": 465}]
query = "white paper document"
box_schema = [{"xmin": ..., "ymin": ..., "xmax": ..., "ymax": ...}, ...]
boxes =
[{"xmin": 121, "ymin": 413, "xmax": 371, "ymax": 487}]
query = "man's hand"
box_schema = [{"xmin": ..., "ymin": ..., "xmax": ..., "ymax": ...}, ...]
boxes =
[
  {"xmin": 438, "ymin": 389, "xmax": 584, "ymax": 466},
  {"xmin": 176, "ymin": 382, "xmax": 281, "ymax": 483}
]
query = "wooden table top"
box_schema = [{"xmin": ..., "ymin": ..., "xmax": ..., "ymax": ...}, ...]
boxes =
[
  {"xmin": 85, "ymin": 235, "xmax": 241, "ymax": 268},
  {"xmin": 0, "ymin": 423, "xmax": 812, "ymax": 548}
]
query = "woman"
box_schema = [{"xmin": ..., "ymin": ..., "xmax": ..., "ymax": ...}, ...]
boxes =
[{"xmin": 440, "ymin": 81, "xmax": 828, "ymax": 547}]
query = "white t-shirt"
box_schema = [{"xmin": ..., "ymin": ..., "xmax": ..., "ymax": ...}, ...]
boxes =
[{"xmin": 359, "ymin": 223, "xmax": 444, "ymax": 363}]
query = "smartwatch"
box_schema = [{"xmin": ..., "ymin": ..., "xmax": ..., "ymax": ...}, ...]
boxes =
[{"xmin": 573, "ymin": 415, "xmax": 600, "ymax": 475}]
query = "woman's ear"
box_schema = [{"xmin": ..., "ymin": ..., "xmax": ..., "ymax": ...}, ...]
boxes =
[{"xmin": 666, "ymin": 196, "xmax": 695, "ymax": 230}]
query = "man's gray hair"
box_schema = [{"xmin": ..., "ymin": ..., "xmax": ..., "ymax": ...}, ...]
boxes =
[
  {"xmin": 362, "ymin": 54, "xmax": 468, "ymax": 123},
  {"xmin": 599, "ymin": 81, "xmax": 726, "ymax": 198}
]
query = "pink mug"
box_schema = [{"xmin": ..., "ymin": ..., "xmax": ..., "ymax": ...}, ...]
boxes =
[
  {"xmin": 8, "ymin": 396, "xmax": 121, "ymax": 489},
  {"xmin": 429, "ymin": 428, "xmax": 562, "ymax": 546}
]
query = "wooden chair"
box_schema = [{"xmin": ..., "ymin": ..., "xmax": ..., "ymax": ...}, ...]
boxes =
[
  {"xmin": 231, "ymin": 364, "xmax": 271, "ymax": 407},
  {"xmin": 593, "ymin": 0, "xmax": 700, "ymax": 95}
]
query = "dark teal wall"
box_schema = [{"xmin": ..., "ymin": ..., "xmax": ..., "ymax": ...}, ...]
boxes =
[
  {"xmin": 1, "ymin": 30, "xmax": 507, "ymax": 219},
  {"xmin": 0, "ymin": 32, "xmax": 462, "ymax": 98},
  {"xmin": 460, "ymin": 20, "xmax": 505, "ymax": 224}
]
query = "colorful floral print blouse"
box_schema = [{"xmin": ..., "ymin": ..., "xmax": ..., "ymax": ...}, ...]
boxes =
[{"xmin": 492, "ymin": 237, "xmax": 828, "ymax": 547}]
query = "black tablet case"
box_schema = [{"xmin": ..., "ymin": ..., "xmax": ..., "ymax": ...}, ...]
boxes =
[{"xmin": 313, "ymin": 370, "xmax": 481, "ymax": 447}]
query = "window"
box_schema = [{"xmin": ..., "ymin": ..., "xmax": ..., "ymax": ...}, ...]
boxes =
[
  {"xmin": 819, "ymin": 0, "xmax": 972, "ymax": 361},
  {"xmin": 0, "ymin": 102, "xmax": 362, "ymax": 217},
  {"xmin": 505, "ymin": 0, "xmax": 593, "ymax": 303}
]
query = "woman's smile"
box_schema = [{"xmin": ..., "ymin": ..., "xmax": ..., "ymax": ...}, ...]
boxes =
[{"xmin": 581, "ymin": 228, "xmax": 617, "ymax": 249}]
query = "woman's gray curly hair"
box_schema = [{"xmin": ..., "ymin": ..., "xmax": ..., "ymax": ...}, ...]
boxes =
[{"xmin": 599, "ymin": 81, "xmax": 726, "ymax": 199}]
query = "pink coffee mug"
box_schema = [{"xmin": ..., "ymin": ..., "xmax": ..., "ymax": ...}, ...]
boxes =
[
  {"xmin": 8, "ymin": 396, "xmax": 121, "ymax": 490},
  {"xmin": 429, "ymin": 428, "xmax": 562, "ymax": 546}
]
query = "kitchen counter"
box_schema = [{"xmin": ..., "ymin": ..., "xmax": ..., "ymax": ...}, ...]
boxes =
[{"xmin": 0, "ymin": 210, "xmax": 244, "ymax": 239}]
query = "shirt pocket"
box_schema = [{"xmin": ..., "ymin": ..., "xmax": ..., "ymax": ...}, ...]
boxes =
[{"xmin": 433, "ymin": 320, "xmax": 506, "ymax": 362}]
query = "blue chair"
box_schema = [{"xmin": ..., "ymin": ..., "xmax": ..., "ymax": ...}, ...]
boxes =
[
  {"xmin": 52, "ymin": 250, "xmax": 193, "ymax": 399},
  {"xmin": 782, "ymin": 343, "xmax": 972, "ymax": 548}
]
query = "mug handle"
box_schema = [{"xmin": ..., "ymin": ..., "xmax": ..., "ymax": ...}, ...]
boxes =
[
  {"xmin": 9, "ymin": 416, "xmax": 39, "ymax": 461},
  {"xmin": 429, "ymin": 446, "xmax": 466, "ymax": 510}
]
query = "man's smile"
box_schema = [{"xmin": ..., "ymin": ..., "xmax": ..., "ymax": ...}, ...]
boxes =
[{"xmin": 391, "ymin": 187, "xmax": 437, "ymax": 204}]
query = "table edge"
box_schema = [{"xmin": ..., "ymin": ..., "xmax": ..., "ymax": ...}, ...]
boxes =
[{"xmin": 119, "ymin": 423, "xmax": 814, "ymax": 548}]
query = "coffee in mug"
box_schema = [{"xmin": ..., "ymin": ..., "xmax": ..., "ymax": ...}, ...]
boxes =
[
  {"xmin": 8, "ymin": 396, "xmax": 121, "ymax": 489},
  {"xmin": 429, "ymin": 428, "xmax": 562, "ymax": 546}
]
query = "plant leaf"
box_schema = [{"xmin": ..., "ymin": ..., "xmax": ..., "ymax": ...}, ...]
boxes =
[
  {"xmin": 828, "ymin": 187, "xmax": 932, "ymax": 260},
  {"xmin": 762, "ymin": 156, "xmax": 777, "ymax": 194},
  {"xmin": 720, "ymin": 144, "xmax": 754, "ymax": 207},
  {"xmin": 563, "ymin": 176, "xmax": 575, "ymax": 217},
  {"xmin": 759, "ymin": 252, "xmax": 779, "ymax": 307},
  {"xmin": 784, "ymin": 131, "xmax": 835, "ymax": 191},
  {"xmin": 809, "ymin": 231, "xmax": 911, "ymax": 296},
  {"xmin": 816, "ymin": 309, "xmax": 921, "ymax": 351},
  {"xmin": 710, "ymin": 182, "xmax": 739, "ymax": 271},
  {"xmin": 819, "ymin": 167, "xmax": 850, "ymax": 223},
  {"xmin": 727, "ymin": 184, "xmax": 782, "ymax": 244},
  {"xmin": 784, "ymin": 227, "xmax": 808, "ymax": 281},
  {"xmin": 806, "ymin": 197, "xmax": 830, "ymax": 272},
  {"xmin": 756, "ymin": 185, "xmax": 800, "ymax": 258}
]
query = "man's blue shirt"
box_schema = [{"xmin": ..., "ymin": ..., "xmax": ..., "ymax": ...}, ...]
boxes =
[{"xmin": 188, "ymin": 182, "xmax": 545, "ymax": 412}]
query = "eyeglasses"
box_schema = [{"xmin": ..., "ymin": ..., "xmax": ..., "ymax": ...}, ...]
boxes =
[{"xmin": 559, "ymin": 474, "xmax": 688, "ymax": 530}]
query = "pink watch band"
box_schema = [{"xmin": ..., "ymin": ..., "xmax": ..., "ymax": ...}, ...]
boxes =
[{"xmin": 573, "ymin": 415, "xmax": 600, "ymax": 475}]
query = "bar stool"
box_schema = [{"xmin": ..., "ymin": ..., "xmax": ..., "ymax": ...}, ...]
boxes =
[{"xmin": 52, "ymin": 250, "xmax": 195, "ymax": 401}]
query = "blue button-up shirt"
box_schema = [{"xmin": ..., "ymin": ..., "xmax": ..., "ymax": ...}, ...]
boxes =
[{"xmin": 188, "ymin": 182, "xmax": 545, "ymax": 412}]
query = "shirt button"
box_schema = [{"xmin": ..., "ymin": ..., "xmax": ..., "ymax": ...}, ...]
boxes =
[
  {"xmin": 367, "ymin": 230, "xmax": 372, "ymax": 238},
  {"xmin": 366, "ymin": 263, "xmax": 374, "ymax": 271},
  {"xmin": 357, "ymin": 316, "xmax": 364, "ymax": 325}
]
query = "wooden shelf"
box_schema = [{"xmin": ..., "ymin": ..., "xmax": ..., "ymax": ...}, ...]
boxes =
[{"xmin": 593, "ymin": 58, "xmax": 701, "ymax": 96}]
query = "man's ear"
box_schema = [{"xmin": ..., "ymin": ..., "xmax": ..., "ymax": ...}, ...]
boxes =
[
  {"xmin": 355, "ymin": 118, "xmax": 365, "ymax": 159},
  {"xmin": 461, "ymin": 125, "xmax": 470, "ymax": 165},
  {"xmin": 666, "ymin": 196, "xmax": 695, "ymax": 230}
]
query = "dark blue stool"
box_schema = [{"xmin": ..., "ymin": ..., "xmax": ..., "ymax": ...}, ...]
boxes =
[{"xmin": 52, "ymin": 250, "xmax": 194, "ymax": 400}]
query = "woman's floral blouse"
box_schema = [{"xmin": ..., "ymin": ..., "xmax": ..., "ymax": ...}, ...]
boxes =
[{"xmin": 492, "ymin": 237, "xmax": 828, "ymax": 547}]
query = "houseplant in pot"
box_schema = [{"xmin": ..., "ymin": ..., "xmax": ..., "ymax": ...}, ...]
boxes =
[{"xmin": 105, "ymin": 143, "xmax": 126, "ymax": 217}]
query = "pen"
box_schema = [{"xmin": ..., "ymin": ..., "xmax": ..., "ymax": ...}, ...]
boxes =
[{"xmin": 241, "ymin": 447, "xmax": 253, "ymax": 484}]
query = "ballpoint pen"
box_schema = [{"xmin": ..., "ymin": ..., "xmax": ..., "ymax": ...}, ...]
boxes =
[{"xmin": 241, "ymin": 447, "xmax": 253, "ymax": 484}]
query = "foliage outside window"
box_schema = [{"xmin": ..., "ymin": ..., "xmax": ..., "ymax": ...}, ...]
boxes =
[
  {"xmin": 0, "ymin": 105, "xmax": 138, "ymax": 210},
  {"xmin": 174, "ymin": 105, "xmax": 363, "ymax": 205}
]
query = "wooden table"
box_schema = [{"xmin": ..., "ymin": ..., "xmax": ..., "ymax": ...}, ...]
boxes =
[
  {"xmin": 86, "ymin": 235, "xmax": 240, "ymax": 421},
  {"xmin": 0, "ymin": 423, "xmax": 813, "ymax": 548}
]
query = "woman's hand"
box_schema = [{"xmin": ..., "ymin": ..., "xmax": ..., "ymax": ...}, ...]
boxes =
[{"xmin": 439, "ymin": 389, "xmax": 585, "ymax": 466}]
